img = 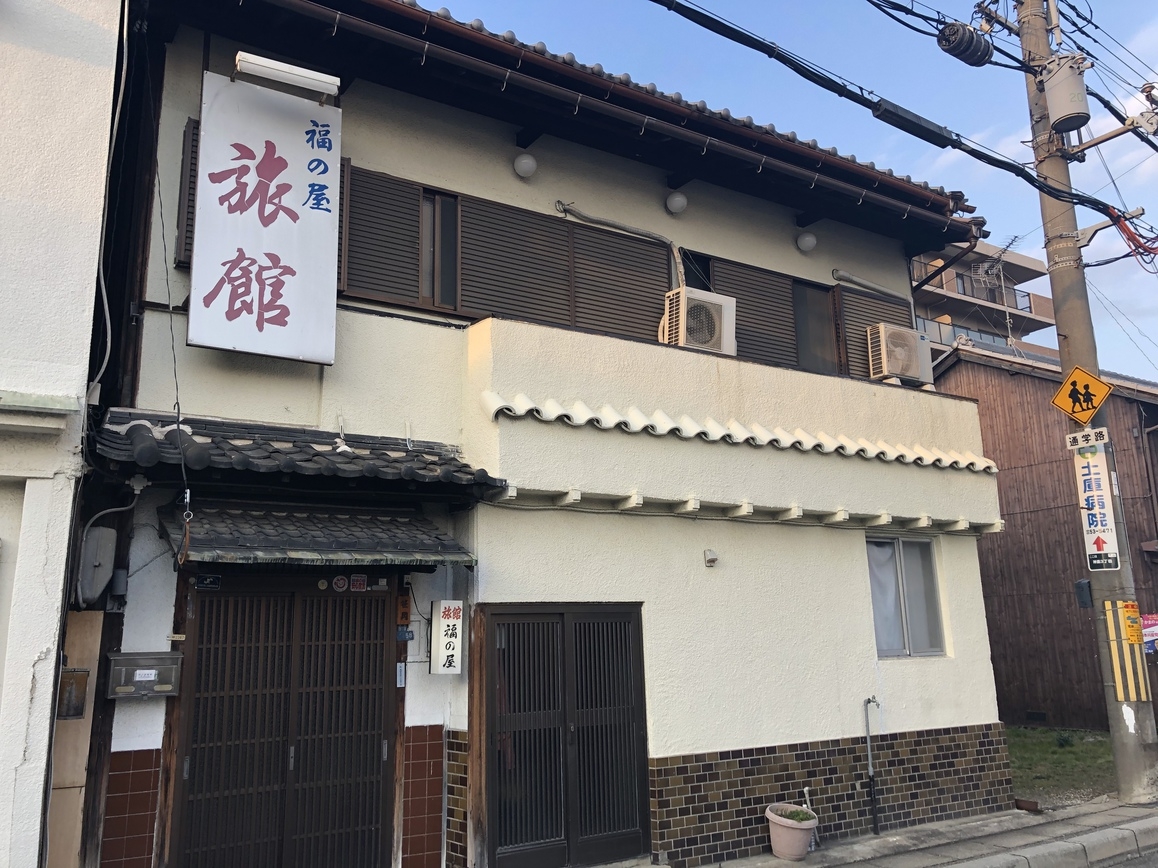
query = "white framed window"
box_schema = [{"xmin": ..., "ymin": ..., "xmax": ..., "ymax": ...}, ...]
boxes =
[{"xmin": 866, "ymin": 538, "xmax": 944, "ymax": 657}]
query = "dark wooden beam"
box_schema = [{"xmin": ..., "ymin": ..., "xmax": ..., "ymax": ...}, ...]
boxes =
[
  {"xmin": 795, "ymin": 213, "xmax": 823, "ymax": 228},
  {"xmin": 515, "ymin": 128, "xmax": 542, "ymax": 149},
  {"xmin": 666, "ymin": 172, "xmax": 695, "ymax": 190}
]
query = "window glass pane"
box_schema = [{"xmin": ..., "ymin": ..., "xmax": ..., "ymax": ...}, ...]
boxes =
[
  {"xmin": 955, "ymin": 273, "xmax": 967, "ymax": 295},
  {"xmin": 901, "ymin": 541, "xmax": 943, "ymax": 653},
  {"xmin": 793, "ymin": 283, "xmax": 839, "ymax": 374},
  {"xmin": 682, "ymin": 251, "xmax": 712, "ymax": 290},
  {"xmin": 420, "ymin": 194, "xmax": 435, "ymax": 299},
  {"xmin": 437, "ymin": 196, "xmax": 458, "ymax": 307},
  {"xmin": 866, "ymin": 541, "xmax": 906, "ymax": 655}
]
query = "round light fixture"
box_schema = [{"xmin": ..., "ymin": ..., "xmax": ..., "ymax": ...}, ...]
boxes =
[
  {"xmin": 513, "ymin": 152, "xmax": 537, "ymax": 178},
  {"xmin": 665, "ymin": 190, "xmax": 688, "ymax": 215},
  {"xmin": 795, "ymin": 231, "xmax": 818, "ymax": 253}
]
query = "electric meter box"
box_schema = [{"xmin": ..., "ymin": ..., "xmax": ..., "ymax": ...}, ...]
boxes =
[
  {"xmin": 1044, "ymin": 55, "xmax": 1091, "ymax": 133},
  {"xmin": 107, "ymin": 651, "xmax": 183, "ymax": 698}
]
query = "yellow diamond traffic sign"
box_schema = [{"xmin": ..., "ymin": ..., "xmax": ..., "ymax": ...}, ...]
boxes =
[{"xmin": 1051, "ymin": 365, "xmax": 1114, "ymax": 426}]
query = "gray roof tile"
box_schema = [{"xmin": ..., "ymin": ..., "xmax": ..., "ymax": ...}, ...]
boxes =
[
  {"xmin": 158, "ymin": 500, "xmax": 475, "ymax": 566},
  {"xmin": 96, "ymin": 408, "xmax": 505, "ymax": 494}
]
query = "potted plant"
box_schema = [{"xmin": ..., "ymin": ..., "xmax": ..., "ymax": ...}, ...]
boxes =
[{"xmin": 764, "ymin": 803, "xmax": 818, "ymax": 861}]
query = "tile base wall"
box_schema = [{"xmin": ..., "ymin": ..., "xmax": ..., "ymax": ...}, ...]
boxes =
[
  {"xmin": 403, "ymin": 725, "xmax": 445, "ymax": 868},
  {"xmin": 445, "ymin": 730, "xmax": 469, "ymax": 868},
  {"xmin": 649, "ymin": 722, "xmax": 1013, "ymax": 868},
  {"xmin": 100, "ymin": 749, "xmax": 162, "ymax": 868}
]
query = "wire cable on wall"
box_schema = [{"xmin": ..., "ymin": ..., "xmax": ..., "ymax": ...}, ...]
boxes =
[{"xmin": 143, "ymin": 32, "xmax": 194, "ymax": 547}]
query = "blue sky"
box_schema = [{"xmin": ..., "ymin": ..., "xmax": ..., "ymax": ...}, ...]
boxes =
[{"xmin": 433, "ymin": 0, "xmax": 1158, "ymax": 378}]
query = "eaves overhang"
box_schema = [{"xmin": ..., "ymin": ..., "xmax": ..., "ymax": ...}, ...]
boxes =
[
  {"xmin": 156, "ymin": 0, "xmax": 983, "ymax": 251},
  {"xmin": 95, "ymin": 408, "xmax": 507, "ymax": 504}
]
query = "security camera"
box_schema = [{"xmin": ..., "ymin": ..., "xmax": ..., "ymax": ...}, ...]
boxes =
[{"xmin": 704, "ymin": 549, "xmax": 718, "ymax": 567}]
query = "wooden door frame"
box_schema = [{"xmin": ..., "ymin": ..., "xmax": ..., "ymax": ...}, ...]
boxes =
[
  {"xmin": 163, "ymin": 569, "xmax": 401, "ymax": 868},
  {"xmin": 476, "ymin": 603, "xmax": 650, "ymax": 868}
]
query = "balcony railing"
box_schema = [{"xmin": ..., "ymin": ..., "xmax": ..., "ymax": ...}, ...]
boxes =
[
  {"xmin": 911, "ymin": 261, "xmax": 1031, "ymax": 312},
  {"xmin": 916, "ymin": 316, "xmax": 1008, "ymax": 348}
]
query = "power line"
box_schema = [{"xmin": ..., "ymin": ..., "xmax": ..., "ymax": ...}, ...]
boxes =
[
  {"xmin": 1059, "ymin": 0, "xmax": 1158, "ymax": 82},
  {"xmin": 1088, "ymin": 280, "xmax": 1158, "ymax": 374}
]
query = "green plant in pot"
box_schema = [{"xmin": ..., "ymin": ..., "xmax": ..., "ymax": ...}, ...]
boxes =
[{"xmin": 764, "ymin": 803, "xmax": 818, "ymax": 861}]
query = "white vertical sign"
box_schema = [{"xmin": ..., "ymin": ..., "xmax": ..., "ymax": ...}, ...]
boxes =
[
  {"xmin": 190, "ymin": 72, "xmax": 341, "ymax": 364},
  {"xmin": 433, "ymin": 600, "xmax": 464, "ymax": 675},
  {"xmin": 1072, "ymin": 440, "xmax": 1120, "ymax": 571}
]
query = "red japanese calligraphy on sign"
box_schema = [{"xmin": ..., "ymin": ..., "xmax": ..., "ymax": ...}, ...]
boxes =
[
  {"xmin": 434, "ymin": 600, "xmax": 464, "ymax": 675},
  {"xmin": 207, "ymin": 141, "xmax": 300, "ymax": 227},
  {"xmin": 190, "ymin": 72, "xmax": 340, "ymax": 364}
]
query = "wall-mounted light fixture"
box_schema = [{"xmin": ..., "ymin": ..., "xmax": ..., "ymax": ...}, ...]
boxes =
[
  {"xmin": 665, "ymin": 191, "xmax": 688, "ymax": 215},
  {"xmin": 704, "ymin": 549, "xmax": 718, "ymax": 567},
  {"xmin": 795, "ymin": 231, "xmax": 818, "ymax": 253},
  {"xmin": 513, "ymin": 152, "xmax": 538, "ymax": 178},
  {"xmin": 234, "ymin": 52, "xmax": 340, "ymax": 97}
]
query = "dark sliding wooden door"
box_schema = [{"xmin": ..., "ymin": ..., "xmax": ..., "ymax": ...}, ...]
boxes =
[
  {"xmin": 487, "ymin": 606, "xmax": 649, "ymax": 868},
  {"xmin": 175, "ymin": 581, "xmax": 395, "ymax": 868}
]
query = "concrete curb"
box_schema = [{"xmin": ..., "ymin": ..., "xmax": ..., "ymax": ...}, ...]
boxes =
[
  {"xmin": 1069, "ymin": 827, "xmax": 1138, "ymax": 865},
  {"xmin": 1008, "ymin": 841, "xmax": 1086, "ymax": 868}
]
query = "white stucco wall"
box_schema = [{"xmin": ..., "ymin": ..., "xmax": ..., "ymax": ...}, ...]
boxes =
[
  {"xmin": 110, "ymin": 491, "xmax": 180, "ymax": 753},
  {"xmin": 0, "ymin": 1, "xmax": 119, "ymax": 863},
  {"xmin": 120, "ymin": 24, "xmax": 1002, "ymax": 761},
  {"xmin": 468, "ymin": 506, "xmax": 997, "ymax": 758}
]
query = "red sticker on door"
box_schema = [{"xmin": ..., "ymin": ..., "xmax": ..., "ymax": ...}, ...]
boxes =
[{"xmin": 350, "ymin": 574, "xmax": 367, "ymax": 592}]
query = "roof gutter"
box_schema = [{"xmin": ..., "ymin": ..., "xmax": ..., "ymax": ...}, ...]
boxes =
[
  {"xmin": 364, "ymin": 0, "xmax": 958, "ymax": 214},
  {"xmin": 911, "ymin": 238, "xmax": 979, "ymax": 292},
  {"xmin": 255, "ymin": 0, "xmax": 979, "ymax": 240}
]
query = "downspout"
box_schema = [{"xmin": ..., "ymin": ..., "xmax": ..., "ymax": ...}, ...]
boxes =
[
  {"xmin": 911, "ymin": 237, "xmax": 979, "ymax": 293},
  {"xmin": 864, "ymin": 696, "xmax": 881, "ymax": 835},
  {"xmin": 832, "ymin": 269, "xmax": 916, "ymax": 325},
  {"xmin": 555, "ymin": 201, "xmax": 686, "ymax": 288}
]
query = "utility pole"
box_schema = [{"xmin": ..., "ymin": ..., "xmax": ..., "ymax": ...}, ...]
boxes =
[{"xmin": 1014, "ymin": 0, "xmax": 1158, "ymax": 802}]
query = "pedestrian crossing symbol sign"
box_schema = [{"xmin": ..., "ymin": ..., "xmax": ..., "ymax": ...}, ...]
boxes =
[{"xmin": 1051, "ymin": 365, "xmax": 1114, "ymax": 426}]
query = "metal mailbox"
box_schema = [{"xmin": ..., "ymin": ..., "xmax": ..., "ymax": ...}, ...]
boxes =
[{"xmin": 107, "ymin": 651, "xmax": 183, "ymax": 699}]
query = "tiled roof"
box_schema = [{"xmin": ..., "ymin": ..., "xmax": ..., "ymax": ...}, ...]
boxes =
[
  {"xmin": 158, "ymin": 500, "xmax": 475, "ymax": 566},
  {"xmin": 96, "ymin": 408, "xmax": 505, "ymax": 492},
  {"xmin": 482, "ymin": 391, "xmax": 998, "ymax": 474},
  {"xmin": 400, "ymin": 0, "xmax": 950, "ymax": 198}
]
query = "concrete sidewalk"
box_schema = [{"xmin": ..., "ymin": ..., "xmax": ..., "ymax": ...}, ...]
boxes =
[{"xmin": 736, "ymin": 796, "xmax": 1158, "ymax": 867}]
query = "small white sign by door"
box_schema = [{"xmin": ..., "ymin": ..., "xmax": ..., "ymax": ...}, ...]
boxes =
[
  {"xmin": 190, "ymin": 72, "xmax": 341, "ymax": 364},
  {"xmin": 433, "ymin": 600, "xmax": 464, "ymax": 675}
]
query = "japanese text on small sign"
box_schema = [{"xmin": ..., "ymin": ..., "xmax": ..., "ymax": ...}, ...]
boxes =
[
  {"xmin": 433, "ymin": 600, "xmax": 464, "ymax": 675},
  {"xmin": 1073, "ymin": 442, "xmax": 1121, "ymax": 571}
]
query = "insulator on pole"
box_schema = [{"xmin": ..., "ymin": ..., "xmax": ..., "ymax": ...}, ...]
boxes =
[{"xmin": 937, "ymin": 22, "xmax": 995, "ymax": 67}]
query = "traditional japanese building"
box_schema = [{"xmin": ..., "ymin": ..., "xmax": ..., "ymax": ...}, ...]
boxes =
[{"xmin": 47, "ymin": 2, "xmax": 1015, "ymax": 867}]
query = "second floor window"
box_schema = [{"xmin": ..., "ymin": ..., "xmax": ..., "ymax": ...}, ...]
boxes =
[{"xmin": 420, "ymin": 192, "xmax": 459, "ymax": 308}]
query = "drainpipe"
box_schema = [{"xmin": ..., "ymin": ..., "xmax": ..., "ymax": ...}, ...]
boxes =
[
  {"xmin": 864, "ymin": 696, "xmax": 881, "ymax": 835},
  {"xmin": 556, "ymin": 200, "xmax": 686, "ymax": 288},
  {"xmin": 910, "ymin": 238, "xmax": 979, "ymax": 293}
]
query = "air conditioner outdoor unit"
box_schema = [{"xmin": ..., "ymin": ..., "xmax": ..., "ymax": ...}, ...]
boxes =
[
  {"xmin": 867, "ymin": 323, "xmax": 933, "ymax": 384},
  {"xmin": 659, "ymin": 286, "xmax": 737, "ymax": 356}
]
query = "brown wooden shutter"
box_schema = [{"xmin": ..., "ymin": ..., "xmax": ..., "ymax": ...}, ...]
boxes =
[
  {"xmin": 460, "ymin": 199, "xmax": 571, "ymax": 326},
  {"xmin": 839, "ymin": 287, "xmax": 913, "ymax": 378},
  {"xmin": 343, "ymin": 166, "xmax": 422, "ymax": 303},
  {"xmin": 712, "ymin": 260, "xmax": 797, "ymax": 367},
  {"xmin": 174, "ymin": 117, "xmax": 199, "ymax": 268},
  {"xmin": 572, "ymin": 225, "xmax": 669, "ymax": 341}
]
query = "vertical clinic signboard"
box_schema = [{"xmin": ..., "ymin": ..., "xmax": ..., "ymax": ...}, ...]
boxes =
[
  {"xmin": 1072, "ymin": 440, "xmax": 1120, "ymax": 571},
  {"xmin": 190, "ymin": 72, "xmax": 341, "ymax": 364},
  {"xmin": 433, "ymin": 601, "xmax": 464, "ymax": 675}
]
